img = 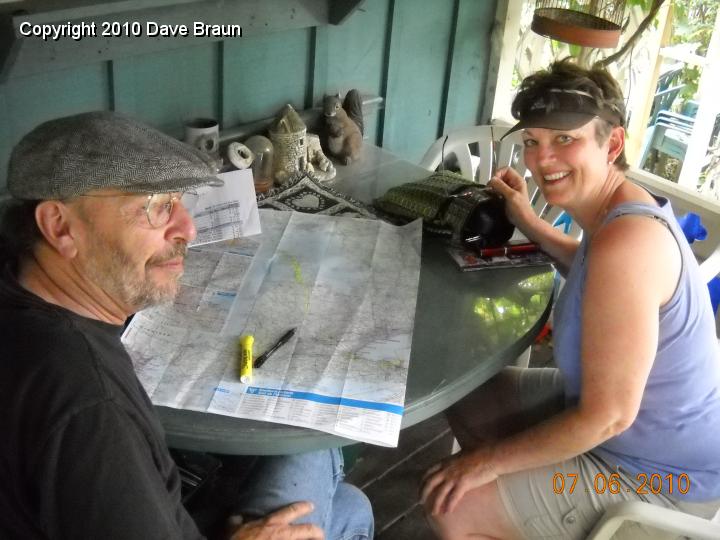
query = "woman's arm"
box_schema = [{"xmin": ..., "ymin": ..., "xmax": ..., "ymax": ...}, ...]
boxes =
[
  {"xmin": 488, "ymin": 168, "xmax": 579, "ymax": 275},
  {"xmin": 422, "ymin": 214, "xmax": 681, "ymax": 516}
]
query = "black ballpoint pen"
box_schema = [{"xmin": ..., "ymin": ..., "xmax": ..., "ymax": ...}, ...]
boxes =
[{"xmin": 254, "ymin": 328, "xmax": 296, "ymax": 368}]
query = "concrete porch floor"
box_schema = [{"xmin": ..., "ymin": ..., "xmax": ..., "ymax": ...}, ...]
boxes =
[{"xmin": 345, "ymin": 340, "xmax": 555, "ymax": 539}]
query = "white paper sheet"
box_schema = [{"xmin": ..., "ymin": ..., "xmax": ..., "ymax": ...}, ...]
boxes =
[{"xmin": 187, "ymin": 169, "xmax": 261, "ymax": 247}]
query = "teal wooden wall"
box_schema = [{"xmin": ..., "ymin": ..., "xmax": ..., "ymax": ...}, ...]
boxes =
[{"xmin": 0, "ymin": 0, "xmax": 497, "ymax": 192}]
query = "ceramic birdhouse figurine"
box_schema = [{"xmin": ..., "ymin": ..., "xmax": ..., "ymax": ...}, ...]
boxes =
[{"xmin": 269, "ymin": 104, "xmax": 307, "ymax": 186}]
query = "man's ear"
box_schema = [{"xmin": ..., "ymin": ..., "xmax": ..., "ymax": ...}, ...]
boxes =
[
  {"xmin": 34, "ymin": 201, "xmax": 80, "ymax": 258},
  {"xmin": 607, "ymin": 125, "xmax": 625, "ymax": 164}
]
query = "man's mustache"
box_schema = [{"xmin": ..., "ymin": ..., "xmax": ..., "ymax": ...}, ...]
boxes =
[{"xmin": 147, "ymin": 242, "xmax": 188, "ymax": 266}]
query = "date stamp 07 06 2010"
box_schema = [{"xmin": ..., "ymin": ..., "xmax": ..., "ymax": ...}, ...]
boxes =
[{"xmin": 553, "ymin": 472, "xmax": 690, "ymax": 496}]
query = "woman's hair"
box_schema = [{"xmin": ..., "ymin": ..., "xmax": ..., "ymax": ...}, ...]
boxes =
[
  {"xmin": 512, "ymin": 59, "xmax": 629, "ymax": 171},
  {"xmin": 0, "ymin": 200, "xmax": 42, "ymax": 265}
]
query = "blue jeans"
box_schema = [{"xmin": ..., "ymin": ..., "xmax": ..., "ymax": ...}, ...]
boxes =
[{"xmin": 236, "ymin": 448, "xmax": 374, "ymax": 539}]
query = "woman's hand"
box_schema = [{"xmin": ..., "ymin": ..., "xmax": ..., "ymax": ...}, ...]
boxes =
[
  {"xmin": 227, "ymin": 501, "xmax": 324, "ymax": 540},
  {"xmin": 487, "ymin": 166, "xmax": 537, "ymax": 231},
  {"xmin": 420, "ymin": 446, "xmax": 498, "ymax": 517}
]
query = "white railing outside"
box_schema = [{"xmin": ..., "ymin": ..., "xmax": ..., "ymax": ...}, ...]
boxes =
[{"xmin": 628, "ymin": 166, "xmax": 720, "ymax": 263}]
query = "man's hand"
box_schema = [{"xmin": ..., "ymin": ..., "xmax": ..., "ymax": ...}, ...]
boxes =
[
  {"xmin": 228, "ymin": 501, "xmax": 324, "ymax": 540},
  {"xmin": 420, "ymin": 446, "xmax": 498, "ymax": 516}
]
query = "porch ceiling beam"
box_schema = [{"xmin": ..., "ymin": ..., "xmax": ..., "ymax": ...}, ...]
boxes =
[{"xmin": 0, "ymin": 0, "xmax": 365, "ymax": 81}]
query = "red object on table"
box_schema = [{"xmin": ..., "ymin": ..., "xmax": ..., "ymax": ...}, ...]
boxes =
[{"xmin": 476, "ymin": 243, "xmax": 539, "ymax": 258}]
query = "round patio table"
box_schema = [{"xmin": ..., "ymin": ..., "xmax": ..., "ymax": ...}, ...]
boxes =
[{"xmin": 157, "ymin": 144, "xmax": 555, "ymax": 455}]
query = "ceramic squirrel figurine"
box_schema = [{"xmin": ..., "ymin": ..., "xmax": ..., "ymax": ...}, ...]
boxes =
[{"xmin": 323, "ymin": 89, "xmax": 364, "ymax": 165}]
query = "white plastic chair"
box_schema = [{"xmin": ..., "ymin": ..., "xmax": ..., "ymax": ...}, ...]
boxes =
[
  {"xmin": 586, "ymin": 500, "xmax": 720, "ymax": 539},
  {"xmin": 419, "ymin": 125, "xmax": 507, "ymax": 184}
]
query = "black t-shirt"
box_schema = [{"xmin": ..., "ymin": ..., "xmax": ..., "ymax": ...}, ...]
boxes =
[{"xmin": 0, "ymin": 266, "xmax": 202, "ymax": 539}]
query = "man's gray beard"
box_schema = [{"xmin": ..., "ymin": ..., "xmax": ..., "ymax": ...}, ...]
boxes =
[{"xmin": 83, "ymin": 240, "xmax": 187, "ymax": 312}]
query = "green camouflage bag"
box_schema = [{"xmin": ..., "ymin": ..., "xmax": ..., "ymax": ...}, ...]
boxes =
[{"xmin": 374, "ymin": 170, "xmax": 514, "ymax": 248}]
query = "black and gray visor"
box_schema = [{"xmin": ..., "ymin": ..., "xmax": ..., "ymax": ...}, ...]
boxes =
[{"xmin": 502, "ymin": 88, "xmax": 624, "ymax": 139}]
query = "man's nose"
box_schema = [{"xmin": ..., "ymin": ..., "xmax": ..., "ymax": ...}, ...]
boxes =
[{"xmin": 166, "ymin": 200, "xmax": 197, "ymax": 243}]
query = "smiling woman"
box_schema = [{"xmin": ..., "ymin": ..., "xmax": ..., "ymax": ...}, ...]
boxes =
[{"xmin": 421, "ymin": 59, "xmax": 720, "ymax": 540}]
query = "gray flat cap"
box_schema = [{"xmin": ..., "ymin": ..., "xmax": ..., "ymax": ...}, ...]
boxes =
[{"xmin": 8, "ymin": 111, "xmax": 223, "ymax": 200}]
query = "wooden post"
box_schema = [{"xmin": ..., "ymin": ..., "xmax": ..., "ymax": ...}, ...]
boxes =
[
  {"xmin": 485, "ymin": 0, "xmax": 524, "ymax": 125},
  {"xmin": 677, "ymin": 8, "xmax": 720, "ymax": 190},
  {"xmin": 624, "ymin": 1, "xmax": 672, "ymax": 165}
]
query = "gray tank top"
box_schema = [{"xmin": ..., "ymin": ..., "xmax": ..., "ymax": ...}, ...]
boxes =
[{"xmin": 553, "ymin": 195, "xmax": 720, "ymax": 501}]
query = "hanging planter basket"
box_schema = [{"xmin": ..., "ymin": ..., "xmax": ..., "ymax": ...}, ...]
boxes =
[{"xmin": 531, "ymin": 0, "xmax": 627, "ymax": 48}]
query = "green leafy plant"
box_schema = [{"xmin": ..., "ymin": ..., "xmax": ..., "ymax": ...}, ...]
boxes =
[{"xmin": 669, "ymin": 0, "xmax": 718, "ymax": 103}]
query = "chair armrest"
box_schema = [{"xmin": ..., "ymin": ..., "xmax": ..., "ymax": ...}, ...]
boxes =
[
  {"xmin": 655, "ymin": 83, "xmax": 685, "ymax": 96},
  {"xmin": 586, "ymin": 501, "xmax": 720, "ymax": 540},
  {"xmin": 699, "ymin": 243, "xmax": 720, "ymax": 284},
  {"xmin": 657, "ymin": 110, "xmax": 695, "ymax": 129}
]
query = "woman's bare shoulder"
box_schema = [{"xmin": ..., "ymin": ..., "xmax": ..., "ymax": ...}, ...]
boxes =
[
  {"xmin": 609, "ymin": 180, "xmax": 657, "ymax": 208},
  {"xmin": 599, "ymin": 181, "xmax": 671, "ymax": 247},
  {"xmin": 589, "ymin": 189, "xmax": 681, "ymax": 305}
]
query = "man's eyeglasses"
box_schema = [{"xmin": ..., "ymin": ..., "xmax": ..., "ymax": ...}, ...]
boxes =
[
  {"xmin": 76, "ymin": 191, "xmax": 196, "ymax": 228},
  {"xmin": 143, "ymin": 192, "xmax": 187, "ymax": 228}
]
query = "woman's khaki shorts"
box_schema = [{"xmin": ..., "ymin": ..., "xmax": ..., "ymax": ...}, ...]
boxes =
[{"xmin": 456, "ymin": 367, "xmax": 720, "ymax": 539}]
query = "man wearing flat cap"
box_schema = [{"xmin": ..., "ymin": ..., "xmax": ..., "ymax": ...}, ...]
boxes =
[{"xmin": 0, "ymin": 112, "xmax": 373, "ymax": 540}]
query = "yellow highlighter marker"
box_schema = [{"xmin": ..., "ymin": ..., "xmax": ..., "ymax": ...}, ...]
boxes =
[{"xmin": 239, "ymin": 335, "xmax": 254, "ymax": 383}]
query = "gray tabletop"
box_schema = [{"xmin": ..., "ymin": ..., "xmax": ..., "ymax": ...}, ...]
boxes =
[{"xmin": 158, "ymin": 145, "xmax": 555, "ymax": 455}]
